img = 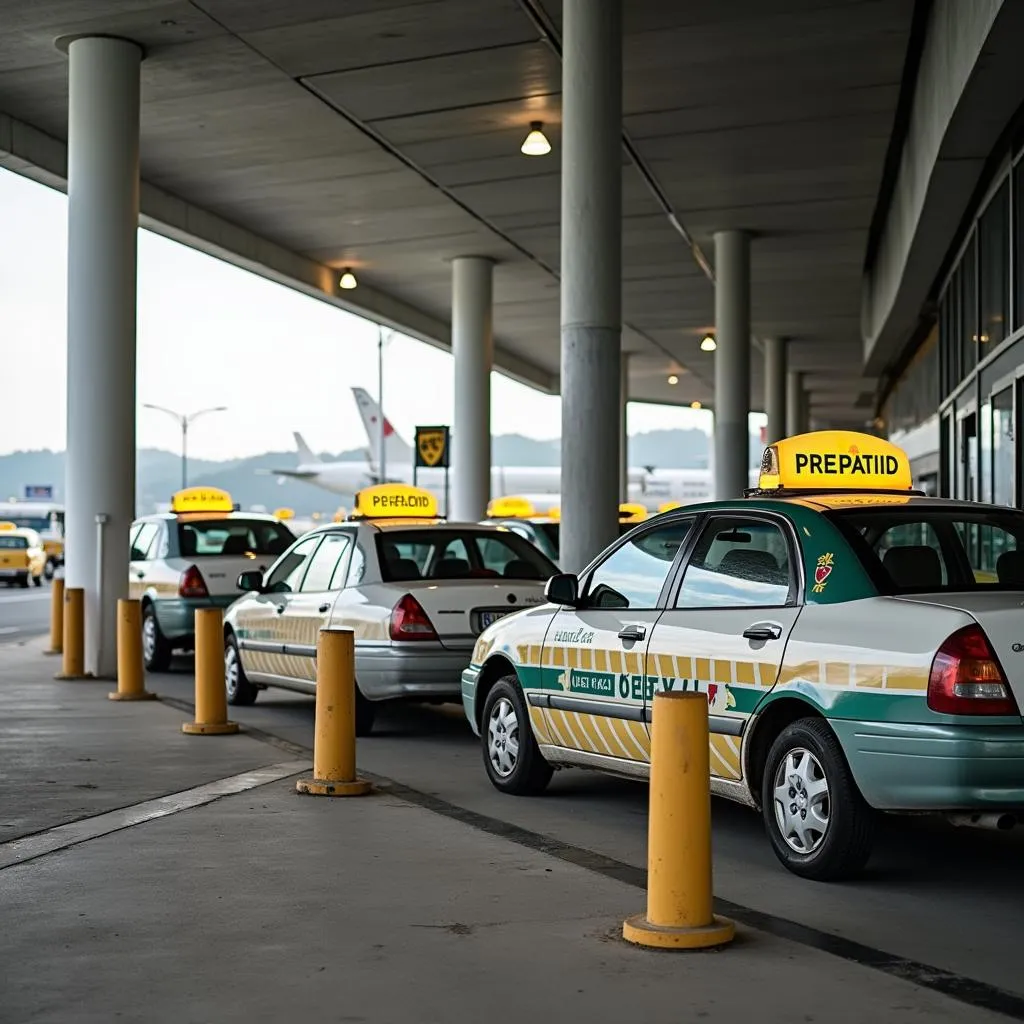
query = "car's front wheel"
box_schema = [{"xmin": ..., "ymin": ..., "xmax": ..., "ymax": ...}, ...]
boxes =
[
  {"xmin": 224, "ymin": 634, "xmax": 258, "ymax": 705},
  {"xmin": 761, "ymin": 717, "xmax": 874, "ymax": 881},
  {"xmin": 481, "ymin": 676, "xmax": 552, "ymax": 795}
]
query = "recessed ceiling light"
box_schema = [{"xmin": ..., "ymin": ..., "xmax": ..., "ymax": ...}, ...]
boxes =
[
  {"xmin": 667, "ymin": 374, "xmax": 679, "ymax": 385},
  {"xmin": 700, "ymin": 335, "xmax": 716, "ymax": 352},
  {"xmin": 520, "ymin": 121, "xmax": 551, "ymax": 157},
  {"xmin": 690, "ymin": 401, "xmax": 702, "ymax": 410},
  {"xmin": 339, "ymin": 268, "xmax": 358, "ymax": 290}
]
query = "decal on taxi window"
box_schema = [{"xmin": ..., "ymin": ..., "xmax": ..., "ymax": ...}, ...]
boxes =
[{"xmin": 812, "ymin": 552, "xmax": 834, "ymax": 594}]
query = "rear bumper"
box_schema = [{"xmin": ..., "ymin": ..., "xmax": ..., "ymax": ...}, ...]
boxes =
[
  {"xmin": 152, "ymin": 595, "xmax": 239, "ymax": 643},
  {"xmin": 355, "ymin": 642, "xmax": 470, "ymax": 702},
  {"xmin": 832, "ymin": 719, "xmax": 1024, "ymax": 810}
]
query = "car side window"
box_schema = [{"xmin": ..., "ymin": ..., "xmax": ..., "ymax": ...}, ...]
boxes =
[
  {"xmin": 346, "ymin": 541, "xmax": 368, "ymax": 587},
  {"xmin": 130, "ymin": 523, "xmax": 159, "ymax": 561},
  {"xmin": 676, "ymin": 517, "xmax": 792, "ymax": 609},
  {"xmin": 300, "ymin": 534, "xmax": 353, "ymax": 593},
  {"xmin": 265, "ymin": 535, "xmax": 321, "ymax": 594},
  {"xmin": 585, "ymin": 520, "xmax": 693, "ymax": 609}
]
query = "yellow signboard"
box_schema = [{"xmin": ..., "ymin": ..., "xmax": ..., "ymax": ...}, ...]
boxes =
[
  {"xmin": 0, "ymin": 521, "xmax": 16, "ymax": 531},
  {"xmin": 170, "ymin": 487, "xmax": 234, "ymax": 514},
  {"xmin": 658, "ymin": 501, "xmax": 683, "ymax": 513},
  {"xmin": 415, "ymin": 426, "xmax": 450, "ymax": 469},
  {"xmin": 619, "ymin": 502, "xmax": 648, "ymax": 523},
  {"xmin": 487, "ymin": 496, "xmax": 536, "ymax": 519},
  {"xmin": 274, "ymin": 507, "xmax": 295, "ymax": 520},
  {"xmin": 353, "ymin": 484, "xmax": 438, "ymax": 519},
  {"xmin": 546, "ymin": 506, "xmax": 560, "ymax": 521},
  {"xmin": 758, "ymin": 431, "xmax": 913, "ymax": 493}
]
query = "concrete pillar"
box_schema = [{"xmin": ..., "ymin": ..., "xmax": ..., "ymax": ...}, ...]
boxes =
[
  {"xmin": 763, "ymin": 337, "xmax": 787, "ymax": 445},
  {"xmin": 560, "ymin": 0, "xmax": 622, "ymax": 573},
  {"xmin": 64, "ymin": 36, "xmax": 142, "ymax": 678},
  {"xmin": 451, "ymin": 256, "xmax": 494, "ymax": 521},
  {"xmin": 786, "ymin": 370, "xmax": 806, "ymax": 436},
  {"xmin": 619, "ymin": 352, "xmax": 630, "ymax": 502},
  {"xmin": 713, "ymin": 230, "xmax": 751, "ymax": 499}
]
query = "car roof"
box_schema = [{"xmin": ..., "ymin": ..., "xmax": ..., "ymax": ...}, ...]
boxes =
[{"xmin": 133, "ymin": 511, "xmax": 284, "ymax": 524}]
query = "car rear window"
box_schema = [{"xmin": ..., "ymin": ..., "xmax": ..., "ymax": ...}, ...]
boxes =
[
  {"xmin": 376, "ymin": 530, "xmax": 556, "ymax": 582},
  {"xmin": 178, "ymin": 519, "xmax": 295, "ymax": 558},
  {"xmin": 0, "ymin": 536, "xmax": 28, "ymax": 550},
  {"xmin": 828, "ymin": 506, "xmax": 1024, "ymax": 593}
]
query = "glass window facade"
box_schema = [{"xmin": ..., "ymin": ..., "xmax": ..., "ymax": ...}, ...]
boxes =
[{"xmin": 979, "ymin": 181, "xmax": 1009, "ymax": 349}]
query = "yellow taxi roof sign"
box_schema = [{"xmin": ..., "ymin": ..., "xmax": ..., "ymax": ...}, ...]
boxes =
[
  {"xmin": 486, "ymin": 496, "xmax": 536, "ymax": 518},
  {"xmin": 619, "ymin": 502, "xmax": 648, "ymax": 522},
  {"xmin": 658, "ymin": 501, "xmax": 683, "ymax": 513},
  {"xmin": 171, "ymin": 487, "xmax": 234, "ymax": 514},
  {"xmin": 546, "ymin": 506, "xmax": 560, "ymax": 521},
  {"xmin": 352, "ymin": 484, "xmax": 438, "ymax": 519},
  {"xmin": 757, "ymin": 430, "xmax": 913, "ymax": 494},
  {"xmin": 0, "ymin": 521, "xmax": 16, "ymax": 531},
  {"xmin": 273, "ymin": 507, "xmax": 295, "ymax": 520}
]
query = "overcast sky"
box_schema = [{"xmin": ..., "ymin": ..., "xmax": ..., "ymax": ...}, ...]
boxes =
[{"xmin": 0, "ymin": 167, "xmax": 728, "ymax": 461}]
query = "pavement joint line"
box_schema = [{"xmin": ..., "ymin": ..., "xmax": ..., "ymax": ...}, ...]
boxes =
[
  {"xmin": 157, "ymin": 692, "xmax": 1024, "ymax": 1022},
  {"xmin": 0, "ymin": 760, "xmax": 309, "ymax": 871}
]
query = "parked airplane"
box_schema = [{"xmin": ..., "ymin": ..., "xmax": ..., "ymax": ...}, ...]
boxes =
[{"xmin": 266, "ymin": 387, "xmax": 756, "ymax": 508}]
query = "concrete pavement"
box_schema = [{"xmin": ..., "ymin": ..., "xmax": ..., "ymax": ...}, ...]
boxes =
[
  {"xmin": 0, "ymin": 583, "xmax": 53, "ymax": 646},
  {"xmin": 1, "ymin": 638, "xmax": 1020, "ymax": 1023}
]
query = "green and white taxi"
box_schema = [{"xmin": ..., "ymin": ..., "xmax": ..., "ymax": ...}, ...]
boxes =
[
  {"xmin": 223, "ymin": 484, "xmax": 556, "ymax": 735},
  {"xmin": 462, "ymin": 430, "xmax": 1024, "ymax": 880},
  {"xmin": 130, "ymin": 487, "xmax": 296, "ymax": 671}
]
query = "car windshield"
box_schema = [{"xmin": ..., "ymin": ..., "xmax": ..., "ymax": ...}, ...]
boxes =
[
  {"xmin": 828, "ymin": 505, "xmax": 1024, "ymax": 592},
  {"xmin": 376, "ymin": 529, "xmax": 556, "ymax": 582},
  {"xmin": 0, "ymin": 536, "xmax": 28, "ymax": 550},
  {"xmin": 178, "ymin": 518, "xmax": 295, "ymax": 558}
]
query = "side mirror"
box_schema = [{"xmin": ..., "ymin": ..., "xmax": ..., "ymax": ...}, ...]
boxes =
[
  {"xmin": 237, "ymin": 570, "xmax": 264, "ymax": 593},
  {"xmin": 544, "ymin": 572, "xmax": 580, "ymax": 607}
]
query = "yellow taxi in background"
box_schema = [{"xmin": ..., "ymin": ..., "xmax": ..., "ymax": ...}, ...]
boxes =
[
  {"xmin": 0, "ymin": 522, "xmax": 46, "ymax": 587},
  {"xmin": 224, "ymin": 484, "xmax": 556, "ymax": 734}
]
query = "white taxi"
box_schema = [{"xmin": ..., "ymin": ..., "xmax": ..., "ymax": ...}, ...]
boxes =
[
  {"xmin": 130, "ymin": 487, "xmax": 297, "ymax": 671},
  {"xmin": 223, "ymin": 484, "xmax": 557, "ymax": 734}
]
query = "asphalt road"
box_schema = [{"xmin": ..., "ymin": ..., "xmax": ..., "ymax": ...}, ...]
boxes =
[
  {"xmin": 150, "ymin": 659, "xmax": 1024, "ymax": 1013},
  {"xmin": 0, "ymin": 582, "xmax": 52, "ymax": 646}
]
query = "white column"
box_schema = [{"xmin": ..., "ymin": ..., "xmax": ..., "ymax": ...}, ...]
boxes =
[
  {"xmin": 560, "ymin": 0, "xmax": 622, "ymax": 574},
  {"xmin": 763, "ymin": 337, "xmax": 787, "ymax": 445},
  {"xmin": 65, "ymin": 36, "xmax": 142, "ymax": 678},
  {"xmin": 713, "ymin": 230, "xmax": 751, "ymax": 499},
  {"xmin": 786, "ymin": 370, "xmax": 806, "ymax": 436},
  {"xmin": 451, "ymin": 256, "xmax": 494, "ymax": 522},
  {"xmin": 619, "ymin": 351, "xmax": 630, "ymax": 502}
]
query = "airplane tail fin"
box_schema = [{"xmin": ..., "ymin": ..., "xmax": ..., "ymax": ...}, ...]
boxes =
[
  {"xmin": 351, "ymin": 387, "xmax": 412, "ymax": 468},
  {"xmin": 293, "ymin": 431, "xmax": 320, "ymax": 465}
]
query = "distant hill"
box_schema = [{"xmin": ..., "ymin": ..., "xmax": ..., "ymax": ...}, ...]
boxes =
[{"xmin": 0, "ymin": 427, "xmax": 763, "ymax": 516}]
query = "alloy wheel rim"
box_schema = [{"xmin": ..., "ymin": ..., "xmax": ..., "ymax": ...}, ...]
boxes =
[
  {"xmin": 142, "ymin": 615, "xmax": 156, "ymax": 662},
  {"xmin": 772, "ymin": 746, "xmax": 831, "ymax": 855},
  {"xmin": 487, "ymin": 697, "xmax": 520, "ymax": 778},
  {"xmin": 224, "ymin": 646, "xmax": 239, "ymax": 698}
]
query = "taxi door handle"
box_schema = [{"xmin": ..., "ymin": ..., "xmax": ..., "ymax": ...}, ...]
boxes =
[
  {"xmin": 618, "ymin": 625, "xmax": 646, "ymax": 642},
  {"xmin": 318, "ymin": 602, "xmax": 330, "ymax": 614},
  {"xmin": 134, "ymin": 571, "xmax": 145, "ymax": 579},
  {"xmin": 743, "ymin": 624, "xmax": 782, "ymax": 642},
  {"xmin": 275, "ymin": 604, "xmax": 286, "ymax": 615}
]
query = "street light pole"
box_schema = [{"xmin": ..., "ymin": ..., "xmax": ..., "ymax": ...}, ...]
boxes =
[
  {"xmin": 143, "ymin": 404, "xmax": 227, "ymax": 490},
  {"xmin": 378, "ymin": 325, "xmax": 389, "ymax": 484}
]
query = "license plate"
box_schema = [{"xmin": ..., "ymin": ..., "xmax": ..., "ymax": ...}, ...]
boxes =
[{"xmin": 476, "ymin": 609, "xmax": 512, "ymax": 631}]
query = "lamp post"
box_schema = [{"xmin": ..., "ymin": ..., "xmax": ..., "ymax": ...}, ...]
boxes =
[
  {"xmin": 377, "ymin": 326, "xmax": 392, "ymax": 484},
  {"xmin": 143, "ymin": 404, "xmax": 227, "ymax": 489}
]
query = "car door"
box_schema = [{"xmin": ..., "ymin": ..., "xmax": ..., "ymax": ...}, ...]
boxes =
[
  {"xmin": 128, "ymin": 522, "xmax": 161, "ymax": 599},
  {"xmin": 647, "ymin": 513, "xmax": 802, "ymax": 786},
  {"xmin": 538, "ymin": 518, "xmax": 695, "ymax": 766},
  {"xmin": 277, "ymin": 532, "xmax": 354, "ymax": 683},
  {"xmin": 235, "ymin": 533, "xmax": 321, "ymax": 683}
]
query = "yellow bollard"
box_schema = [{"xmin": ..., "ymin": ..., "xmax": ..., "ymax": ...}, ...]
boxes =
[
  {"xmin": 45, "ymin": 577, "xmax": 65, "ymax": 655},
  {"xmin": 181, "ymin": 607, "xmax": 238, "ymax": 735},
  {"xmin": 56, "ymin": 586, "xmax": 87, "ymax": 679},
  {"xmin": 109, "ymin": 599, "xmax": 157, "ymax": 702},
  {"xmin": 295, "ymin": 628, "xmax": 371, "ymax": 797},
  {"xmin": 622, "ymin": 691, "xmax": 735, "ymax": 950}
]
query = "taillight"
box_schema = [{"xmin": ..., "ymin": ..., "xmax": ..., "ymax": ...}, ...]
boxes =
[
  {"xmin": 927, "ymin": 625, "xmax": 1019, "ymax": 716},
  {"xmin": 389, "ymin": 594, "xmax": 437, "ymax": 641},
  {"xmin": 179, "ymin": 564, "xmax": 209, "ymax": 599}
]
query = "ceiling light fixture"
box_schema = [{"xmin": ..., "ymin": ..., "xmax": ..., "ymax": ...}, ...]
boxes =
[
  {"xmin": 520, "ymin": 121, "xmax": 551, "ymax": 157},
  {"xmin": 690, "ymin": 401, "xmax": 703, "ymax": 410},
  {"xmin": 339, "ymin": 268, "xmax": 358, "ymax": 290},
  {"xmin": 700, "ymin": 334, "xmax": 717, "ymax": 352},
  {"xmin": 667, "ymin": 374, "xmax": 679, "ymax": 385}
]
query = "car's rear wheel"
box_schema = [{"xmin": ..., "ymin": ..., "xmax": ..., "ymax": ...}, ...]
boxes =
[
  {"xmin": 761, "ymin": 717, "xmax": 874, "ymax": 881},
  {"xmin": 481, "ymin": 676, "xmax": 552, "ymax": 795},
  {"xmin": 224, "ymin": 634, "xmax": 258, "ymax": 705},
  {"xmin": 141, "ymin": 605, "xmax": 173, "ymax": 673},
  {"xmin": 18, "ymin": 573, "xmax": 29, "ymax": 589}
]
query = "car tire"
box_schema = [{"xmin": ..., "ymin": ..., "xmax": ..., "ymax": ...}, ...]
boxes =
[
  {"xmin": 18, "ymin": 573, "xmax": 29, "ymax": 589},
  {"xmin": 481, "ymin": 676, "xmax": 553, "ymax": 795},
  {"xmin": 355, "ymin": 685, "xmax": 376, "ymax": 737},
  {"xmin": 761, "ymin": 716, "xmax": 874, "ymax": 881},
  {"xmin": 141, "ymin": 604, "xmax": 173, "ymax": 673},
  {"xmin": 224, "ymin": 633, "xmax": 258, "ymax": 706}
]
